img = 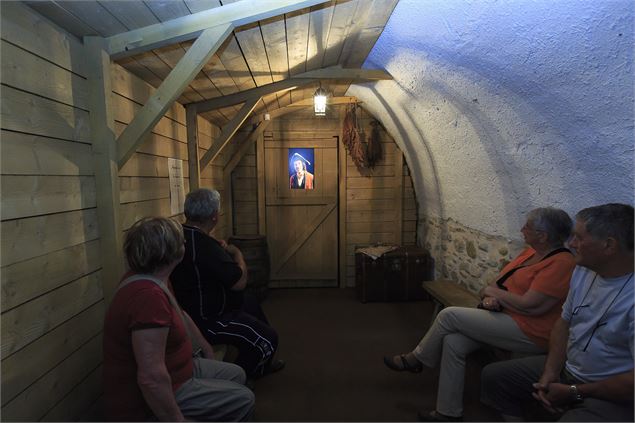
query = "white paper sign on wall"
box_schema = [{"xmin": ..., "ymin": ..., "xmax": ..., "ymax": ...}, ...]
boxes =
[{"xmin": 168, "ymin": 158, "xmax": 185, "ymax": 215}]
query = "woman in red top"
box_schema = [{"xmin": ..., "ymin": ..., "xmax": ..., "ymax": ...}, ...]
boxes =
[
  {"xmin": 383, "ymin": 208, "xmax": 576, "ymax": 422},
  {"xmin": 103, "ymin": 217, "xmax": 254, "ymax": 421}
]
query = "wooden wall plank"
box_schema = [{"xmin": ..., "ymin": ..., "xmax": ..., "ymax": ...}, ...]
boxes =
[
  {"xmin": 42, "ymin": 365, "xmax": 103, "ymax": 422},
  {"xmin": 0, "ymin": 130, "xmax": 94, "ymax": 176},
  {"xmin": 111, "ymin": 63, "xmax": 186, "ymax": 123},
  {"xmin": 1, "ymin": 86, "xmax": 91, "ymax": 143},
  {"xmin": 1, "ymin": 40, "xmax": 88, "ymax": 109},
  {"xmin": 1, "ymin": 240, "xmax": 101, "ymax": 312},
  {"xmin": 120, "ymin": 177, "xmax": 170, "ymax": 203},
  {"xmin": 1, "ymin": 209, "xmax": 99, "ymax": 266},
  {"xmin": 0, "ymin": 1, "xmax": 87, "ymax": 75},
  {"xmin": 2, "ymin": 335, "xmax": 102, "ymax": 422},
  {"xmin": 1, "ymin": 271, "xmax": 103, "ymax": 359},
  {"xmin": 1, "ymin": 301, "xmax": 104, "ymax": 406},
  {"xmin": 115, "ymin": 122, "xmax": 189, "ymax": 159},
  {"xmin": 1, "ymin": 175, "xmax": 96, "ymax": 220},
  {"xmin": 119, "ymin": 153, "xmax": 191, "ymax": 178},
  {"xmin": 112, "ymin": 93, "xmax": 187, "ymax": 142}
]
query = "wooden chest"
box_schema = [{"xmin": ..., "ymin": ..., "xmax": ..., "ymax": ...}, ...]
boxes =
[{"xmin": 355, "ymin": 246, "xmax": 434, "ymax": 302}]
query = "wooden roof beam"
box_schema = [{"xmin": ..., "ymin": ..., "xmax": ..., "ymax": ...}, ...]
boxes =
[
  {"xmin": 193, "ymin": 66, "xmax": 391, "ymax": 112},
  {"xmin": 106, "ymin": 0, "xmax": 329, "ymax": 59},
  {"xmin": 252, "ymin": 96, "xmax": 358, "ymax": 122},
  {"xmin": 199, "ymin": 97, "xmax": 261, "ymax": 171},
  {"xmin": 117, "ymin": 24, "xmax": 232, "ymax": 169}
]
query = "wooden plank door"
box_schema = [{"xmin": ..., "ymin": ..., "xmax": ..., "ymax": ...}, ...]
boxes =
[{"xmin": 264, "ymin": 137, "xmax": 338, "ymax": 287}]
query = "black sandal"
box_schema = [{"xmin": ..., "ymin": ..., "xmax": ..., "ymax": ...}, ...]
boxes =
[{"xmin": 383, "ymin": 354, "xmax": 423, "ymax": 373}]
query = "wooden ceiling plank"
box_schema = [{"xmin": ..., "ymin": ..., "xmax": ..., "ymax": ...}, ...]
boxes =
[
  {"xmin": 306, "ymin": 1, "xmax": 335, "ymax": 71},
  {"xmin": 260, "ymin": 15, "xmax": 290, "ymax": 82},
  {"xmin": 23, "ymin": 1, "xmax": 98, "ymax": 39},
  {"xmin": 98, "ymin": 1, "xmax": 159, "ymax": 30},
  {"xmin": 321, "ymin": 0, "xmax": 358, "ymax": 67},
  {"xmin": 55, "ymin": 1, "xmax": 128, "ymax": 36},
  {"xmin": 218, "ymin": 37, "xmax": 258, "ymax": 93},
  {"xmin": 285, "ymin": 7, "xmax": 311, "ymax": 76},
  {"xmin": 107, "ymin": 0, "xmax": 329, "ymax": 59},
  {"xmin": 117, "ymin": 24, "xmax": 233, "ymax": 168},
  {"xmin": 235, "ymin": 23, "xmax": 274, "ymax": 88},
  {"xmin": 199, "ymin": 96, "xmax": 261, "ymax": 170},
  {"xmin": 143, "ymin": 0, "xmax": 192, "ymax": 22},
  {"xmin": 340, "ymin": 0, "xmax": 398, "ymax": 67},
  {"xmin": 200, "ymin": 54, "xmax": 240, "ymax": 96},
  {"xmin": 183, "ymin": 0, "xmax": 223, "ymax": 14}
]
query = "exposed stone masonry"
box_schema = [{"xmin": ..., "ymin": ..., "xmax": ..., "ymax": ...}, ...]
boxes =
[{"xmin": 419, "ymin": 216, "xmax": 525, "ymax": 293}]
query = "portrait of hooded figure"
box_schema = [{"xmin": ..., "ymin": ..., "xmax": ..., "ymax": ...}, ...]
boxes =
[{"xmin": 289, "ymin": 149, "xmax": 315, "ymax": 190}]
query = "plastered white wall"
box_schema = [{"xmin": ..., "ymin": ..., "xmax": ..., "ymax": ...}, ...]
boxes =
[{"xmin": 348, "ymin": 0, "xmax": 634, "ymax": 241}]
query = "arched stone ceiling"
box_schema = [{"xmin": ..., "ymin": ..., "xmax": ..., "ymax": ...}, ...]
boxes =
[{"xmin": 348, "ymin": 0, "xmax": 633, "ymax": 239}]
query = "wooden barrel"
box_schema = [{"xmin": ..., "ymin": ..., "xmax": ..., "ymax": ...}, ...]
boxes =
[{"xmin": 228, "ymin": 235, "xmax": 271, "ymax": 302}]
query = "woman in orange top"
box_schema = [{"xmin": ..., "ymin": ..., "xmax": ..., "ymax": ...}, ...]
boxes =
[{"xmin": 383, "ymin": 207, "xmax": 576, "ymax": 422}]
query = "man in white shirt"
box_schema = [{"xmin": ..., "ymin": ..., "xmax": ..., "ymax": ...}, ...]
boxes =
[{"xmin": 480, "ymin": 203, "xmax": 634, "ymax": 422}]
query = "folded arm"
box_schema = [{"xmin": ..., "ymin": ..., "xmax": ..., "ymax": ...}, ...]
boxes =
[{"xmin": 482, "ymin": 285, "xmax": 560, "ymax": 315}]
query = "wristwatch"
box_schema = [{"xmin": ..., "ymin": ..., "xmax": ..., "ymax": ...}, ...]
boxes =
[{"xmin": 569, "ymin": 384, "xmax": 584, "ymax": 402}]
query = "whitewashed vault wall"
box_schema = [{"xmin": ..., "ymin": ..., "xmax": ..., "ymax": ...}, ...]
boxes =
[{"xmin": 349, "ymin": 0, "xmax": 634, "ymax": 291}]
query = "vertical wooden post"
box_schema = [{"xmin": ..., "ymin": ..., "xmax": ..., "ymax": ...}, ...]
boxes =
[
  {"xmin": 256, "ymin": 131, "xmax": 267, "ymax": 235},
  {"xmin": 84, "ymin": 36, "xmax": 123, "ymax": 304},
  {"xmin": 186, "ymin": 104, "xmax": 200, "ymax": 192},
  {"xmin": 338, "ymin": 106, "xmax": 348, "ymax": 288},
  {"xmin": 394, "ymin": 150, "xmax": 404, "ymax": 245}
]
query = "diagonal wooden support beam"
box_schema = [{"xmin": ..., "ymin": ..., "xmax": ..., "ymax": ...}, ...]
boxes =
[
  {"xmin": 193, "ymin": 66, "xmax": 391, "ymax": 112},
  {"xmin": 199, "ymin": 97, "xmax": 261, "ymax": 171},
  {"xmin": 196, "ymin": 78, "xmax": 315, "ymax": 113},
  {"xmin": 224, "ymin": 120, "xmax": 272, "ymax": 175},
  {"xmin": 117, "ymin": 24, "xmax": 232, "ymax": 169},
  {"xmin": 106, "ymin": 0, "xmax": 328, "ymax": 59}
]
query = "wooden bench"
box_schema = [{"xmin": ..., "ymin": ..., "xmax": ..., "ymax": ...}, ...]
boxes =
[{"xmin": 422, "ymin": 279, "xmax": 480, "ymax": 325}]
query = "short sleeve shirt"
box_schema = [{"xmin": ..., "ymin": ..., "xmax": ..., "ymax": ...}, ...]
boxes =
[
  {"xmin": 170, "ymin": 225, "xmax": 244, "ymax": 320},
  {"xmin": 501, "ymin": 248, "xmax": 576, "ymax": 348},
  {"xmin": 103, "ymin": 277, "xmax": 193, "ymax": 421},
  {"xmin": 562, "ymin": 266, "xmax": 634, "ymax": 382}
]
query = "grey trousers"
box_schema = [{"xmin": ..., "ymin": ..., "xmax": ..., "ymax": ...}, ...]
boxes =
[
  {"xmin": 412, "ymin": 306, "xmax": 545, "ymax": 417},
  {"xmin": 481, "ymin": 355, "xmax": 635, "ymax": 422},
  {"xmin": 174, "ymin": 357, "xmax": 255, "ymax": 421}
]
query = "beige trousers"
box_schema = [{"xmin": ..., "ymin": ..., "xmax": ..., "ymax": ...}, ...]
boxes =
[{"xmin": 412, "ymin": 306, "xmax": 545, "ymax": 417}]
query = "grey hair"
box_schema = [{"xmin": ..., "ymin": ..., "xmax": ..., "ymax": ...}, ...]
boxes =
[
  {"xmin": 184, "ymin": 188, "xmax": 221, "ymax": 223},
  {"xmin": 576, "ymin": 203, "xmax": 634, "ymax": 251},
  {"xmin": 124, "ymin": 217, "xmax": 184, "ymax": 273},
  {"xmin": 526, "ymin": 207, "xmax": 573, "ymax": 247}
]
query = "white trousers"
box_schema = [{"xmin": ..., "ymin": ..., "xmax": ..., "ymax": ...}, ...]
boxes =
[{"xmin": 412, "ymin": 306, "xmax": 545, "ymax": 417}]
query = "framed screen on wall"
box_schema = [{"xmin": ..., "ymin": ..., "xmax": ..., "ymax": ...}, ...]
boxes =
[{"xmin": 288, "ymin": 148, "xmax": 315, "ymax": 190}]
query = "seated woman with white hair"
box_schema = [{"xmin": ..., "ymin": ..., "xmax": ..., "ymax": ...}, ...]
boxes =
[{"xmin": 384, "ymin": 207, "xmax": 577, "ymax": 422}]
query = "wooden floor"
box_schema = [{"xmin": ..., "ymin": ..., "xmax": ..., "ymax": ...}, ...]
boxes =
[{"xmin": 254, "ymin": 288, "xmax": 502, "ymax": 422}]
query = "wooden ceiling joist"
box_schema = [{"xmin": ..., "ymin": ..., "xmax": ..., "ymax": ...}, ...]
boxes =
[
  {"xmin": 199, "ymin": 96, "xmax": 262, "ymax": 171},
  {"xmin": 106, "ymin": 0, "xmax": 330, "ymax": 59},
  {"xmin": 256, "ymin": 95, "xmax": 358, "ymax": 122},
  {"xmin": 193, "ymin": 66, "xmax": 391, "ymax": 112},
  {"xmin": 117, "ymin": 24, "xmax": 233, "ymax": 169}
]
